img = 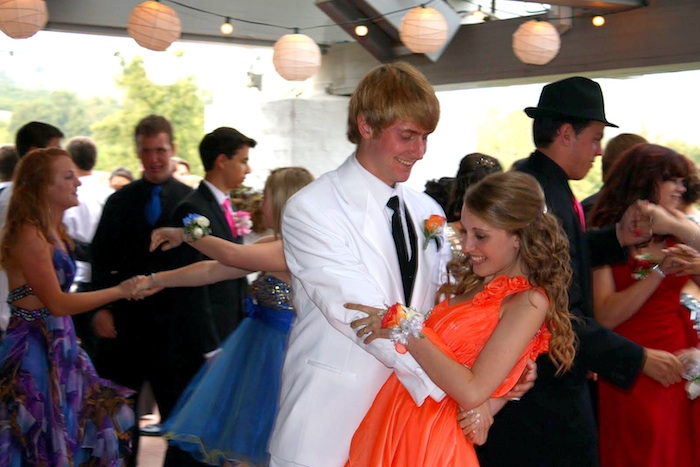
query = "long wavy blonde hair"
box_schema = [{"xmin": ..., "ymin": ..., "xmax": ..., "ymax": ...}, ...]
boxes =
[
  {"xmin": 438, "ymin": 171, "xmax": 576, "ymax": 374},
  {"xmin": 0, "ymin": 148, "xmax": 73, "ymax": 269}
]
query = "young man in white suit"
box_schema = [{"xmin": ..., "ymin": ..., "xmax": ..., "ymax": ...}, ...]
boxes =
[{"xmin": 269, "ymin": 63, "xmax": 453, "ymax": 466}]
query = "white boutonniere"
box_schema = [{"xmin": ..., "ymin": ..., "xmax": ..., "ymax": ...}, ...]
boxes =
[
  {"xmin": 183, "ymin": 213, "xmax": 211, "ymax": 242},
  {"xmin": 423, "ymin": 215, "xmax": 446, "ymax": 250}
]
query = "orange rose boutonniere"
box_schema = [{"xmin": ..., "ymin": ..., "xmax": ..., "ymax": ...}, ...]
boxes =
[
  {"xmin": 381, "ymin": 303, "xmax": 425, "ymax": 354},
  {"xmin": 423, "ymin": 214, "xmax": 446, "ymax": 250}
]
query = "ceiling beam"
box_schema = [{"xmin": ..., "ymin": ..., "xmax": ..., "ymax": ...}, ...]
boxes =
[
  {"xmin": 316, "ymin": 0, "xmax": 398, "ymax": 62},
  {"xmin": 316, "ymin": 0, "xmax": 462, "ymax": 63},
  {"xmin": 518, "ymin": 0, "xmax": 646, "ymax": 10}
]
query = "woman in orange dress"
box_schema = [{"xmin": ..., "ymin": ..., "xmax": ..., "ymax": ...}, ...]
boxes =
[{"xmin": 345, "ymin": 171, "xmax": 577, "ymax": 466}]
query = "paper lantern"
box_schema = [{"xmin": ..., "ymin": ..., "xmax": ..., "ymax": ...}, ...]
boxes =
[
  {"xmin": 128, "ymin": 1, "xmax": 181, "ymax": 52},
  {"xmin": 0, "ymin": 0, "xmax": 47, "ymax": 39},
  {"xmin": 272, "ymin": 33, "xmax": 321, "ymax": 81},
  {"xmin": 399, "ymin": 6, "xmax": 448, "ymax": 54},
  {"xmin": 512, "ymin": 20, "xmax": 561, "ymax": 65}
]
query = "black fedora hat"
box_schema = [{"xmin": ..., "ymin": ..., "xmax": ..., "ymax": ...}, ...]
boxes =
[{"xmin": 524, "ymin": 76, "xmax": 618, "ymax": 128}]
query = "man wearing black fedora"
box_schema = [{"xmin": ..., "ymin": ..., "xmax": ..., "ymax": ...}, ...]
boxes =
[{"xmin": 476, "ymin": 77, "xmax": 684, "ymax": 466}]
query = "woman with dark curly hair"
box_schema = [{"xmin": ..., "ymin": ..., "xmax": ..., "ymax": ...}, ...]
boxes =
[
  {"xmin": 589, "ymin": 143, "xmax": 700, "ymax": 467},
  {"xmin": 345, "ymin": 171, "xmax": 576, "ymax": 466}
]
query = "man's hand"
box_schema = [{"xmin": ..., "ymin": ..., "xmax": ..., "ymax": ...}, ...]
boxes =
[
  {"xmin": 150, "ymin": 227, "xmax": 185, "ymax": 252},
  {"xmin": 458, "ymin": 402, "xmax": 493, "ymax": 446},
  {"xmin": 346, "ymin": 303, "xmax": 391, "ymax": 344},
  {"xmin": 616, "ymin": 201, "xmax": 654, "ymax": 246},
  {"xmin": 92, "ymin": 308, "xmax": 116, "ymax": 339},
  {"xmin": 642, "ymin": 347, "xmax": 685, "ymax": 387},
  {"xmin": 503, "ymin": 359, "xmax": 537, "ymax": 401}
]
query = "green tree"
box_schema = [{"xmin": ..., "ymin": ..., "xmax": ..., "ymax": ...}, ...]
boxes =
[
  {"xmin": 9, "ymin": 91, "xmax": 91, "ymax": 137},
  {"xmin": 92, "ymin": 54, "xmax": 206, "ymax": 175},
  {"xmin": 475, "ymin": 108, "xmax": 532, "ymax": 170}
]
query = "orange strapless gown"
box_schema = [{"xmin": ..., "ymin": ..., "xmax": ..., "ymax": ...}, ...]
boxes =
[{"xmin": 346, "ymin": 275, "xmax": 551, "ymax": 467}]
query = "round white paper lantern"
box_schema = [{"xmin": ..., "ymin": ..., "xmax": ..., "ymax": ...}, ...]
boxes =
[
  {"xmin": 400, "ymin": 6, "xmax": 448, "ymax": 54},
  {"xmin": 512, "ymin": 20, "xmax": 561, "ymax": 65},
  {"xmin": 0, "ymin": 0, "xmax": 47, "ymax": 39},
  {"xmin": 272, "ymin": 33, "xmax": 322, "ymax": 81},
  {"xmin": 128, "ymin": 1, "xmax": 181, "ymax": 52}
]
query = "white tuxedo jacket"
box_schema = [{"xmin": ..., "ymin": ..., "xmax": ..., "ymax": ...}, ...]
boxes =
[{"xmin": 269, "ymin": 156, "xmax": 451, "ymax": 466}]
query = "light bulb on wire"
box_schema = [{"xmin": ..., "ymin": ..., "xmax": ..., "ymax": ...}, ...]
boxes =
[
  {"xmin": 592, "ymin": 15, "xmax": 605, "ymax": 27},
  {"xmin": 220, "ymin": 17, "xmax": 234, "ymax": 35},
  {"xmin": 355, "ymin": 24, "xmax": 368, "ymax": 37},
  {"xmin": 471, "ymin": 7, "xmax": 488, "ymax": 23}
]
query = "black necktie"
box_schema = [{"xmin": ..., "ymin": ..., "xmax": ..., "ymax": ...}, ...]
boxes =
[
  {"xmin": 145, "ymin": 185, "xmax": 162, "ymax": 226},
  {"xmin": 387, "ymin": 195, "xmax": 417, "ymax": 305}
]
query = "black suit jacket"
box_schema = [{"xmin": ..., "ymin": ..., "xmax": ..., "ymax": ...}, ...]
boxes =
[
  {"xmin": 477, "ymin": 151, "xmax": 645, "ymax": 467},
  {"xmin": 90, "ymin": 178, "xmax": 219, "ymax": 411},
  {"xmin": 172, "ymin": 182, "xmax": 248, "ymax": 341}
]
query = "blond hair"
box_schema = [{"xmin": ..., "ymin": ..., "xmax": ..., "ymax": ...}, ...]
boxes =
[
  {"xmin": 264, "ymin": 167, "xmax": 315, "ymax": 236},
  {"xmin": 347, "ymin": 62, "xmax": 439, "ymax": 144}
]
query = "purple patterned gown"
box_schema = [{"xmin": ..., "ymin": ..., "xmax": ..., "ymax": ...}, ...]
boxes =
[{"xmin": 0, "ymin": 246, "xmax": 135, "ymax": 466}]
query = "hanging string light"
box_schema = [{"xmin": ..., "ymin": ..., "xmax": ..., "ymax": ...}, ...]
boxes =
[
  {"xmin": 399, "ymin": 5, "xmax": 449, "ymax": 54},
  {"xmin": 592, "ymin": 15, "xmax": 605, "ymax": 27},
  {"xmin": 127, "ymin": 1, "xmax": 181, "ymax": 51},
  {"xmin": 220, "ymin": 16, "xmax": 233, "ymax": 35},
  {"xmin": 0, "ymin": 0, "xmax": 48, "ymax": 39},
  {"xmin": 471, "ymin": 7, "xmax": 488, "ymax": 23},
  {"xmin": 354, "ymin": 24, "xmax": 369, "ymax": 37},
  {"xmin": 272, "ymin": 31, "xmax": 322, "ymax": 81},
  {"xmin": 512, "ymin": 20, "xmax": 561, "ymax": 65}
]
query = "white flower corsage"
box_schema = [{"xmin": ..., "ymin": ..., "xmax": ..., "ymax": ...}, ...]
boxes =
[
  {"xmin": 232, "ymin": 210, "xmax": 253, "ymax": 237},
  {"xmin": 423, "ymin": 214, "xmax": 446, "ymax": 250},
  {"xmin": 682, "ymin": 348, "xmax": 700, "ymax": 400},
  {"xmin": 381, "ymin": 302, "xmax": 425, "ymax": 354},
  {"xmin": 183, "ymin": 213, "xmax": 211, "ymax": 242}
]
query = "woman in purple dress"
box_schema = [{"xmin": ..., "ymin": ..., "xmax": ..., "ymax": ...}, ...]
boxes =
[{"xmin": 0, "ymin": 148, "xmax": 139, "ymax": 465}]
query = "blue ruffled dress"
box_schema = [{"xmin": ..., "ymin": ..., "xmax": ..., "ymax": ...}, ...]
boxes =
[{"xmin": 162, "ymin": 274, "xmax": 294, "ymax": 466}]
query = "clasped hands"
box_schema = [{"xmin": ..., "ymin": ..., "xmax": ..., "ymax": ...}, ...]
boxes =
[
  {"xmin": 118, "ymin": 275, "xmax": 162, "ymax": 301},
  {"xmin": 114, "ymin": 227, "xmax": 190, "ymax": 300}
]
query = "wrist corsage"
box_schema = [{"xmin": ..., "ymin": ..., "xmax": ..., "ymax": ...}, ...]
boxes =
[
  {"xmin": 630, "ymin": 253, "xmax": 661, "ymax": 280},
  {"xmin": 183, "ymin": 214, "xmax": 211, "ymax": 242},
  {"xmin": 381, "ymin": 302, "xmax": 425, "ymax": 354},
  {"xmin": 423, "ymin": 214, "xmax": 446, "ymax": 250},
  {"xmin": 683, "ymin": 350, "xmax": 700, "ymax": 400}
]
